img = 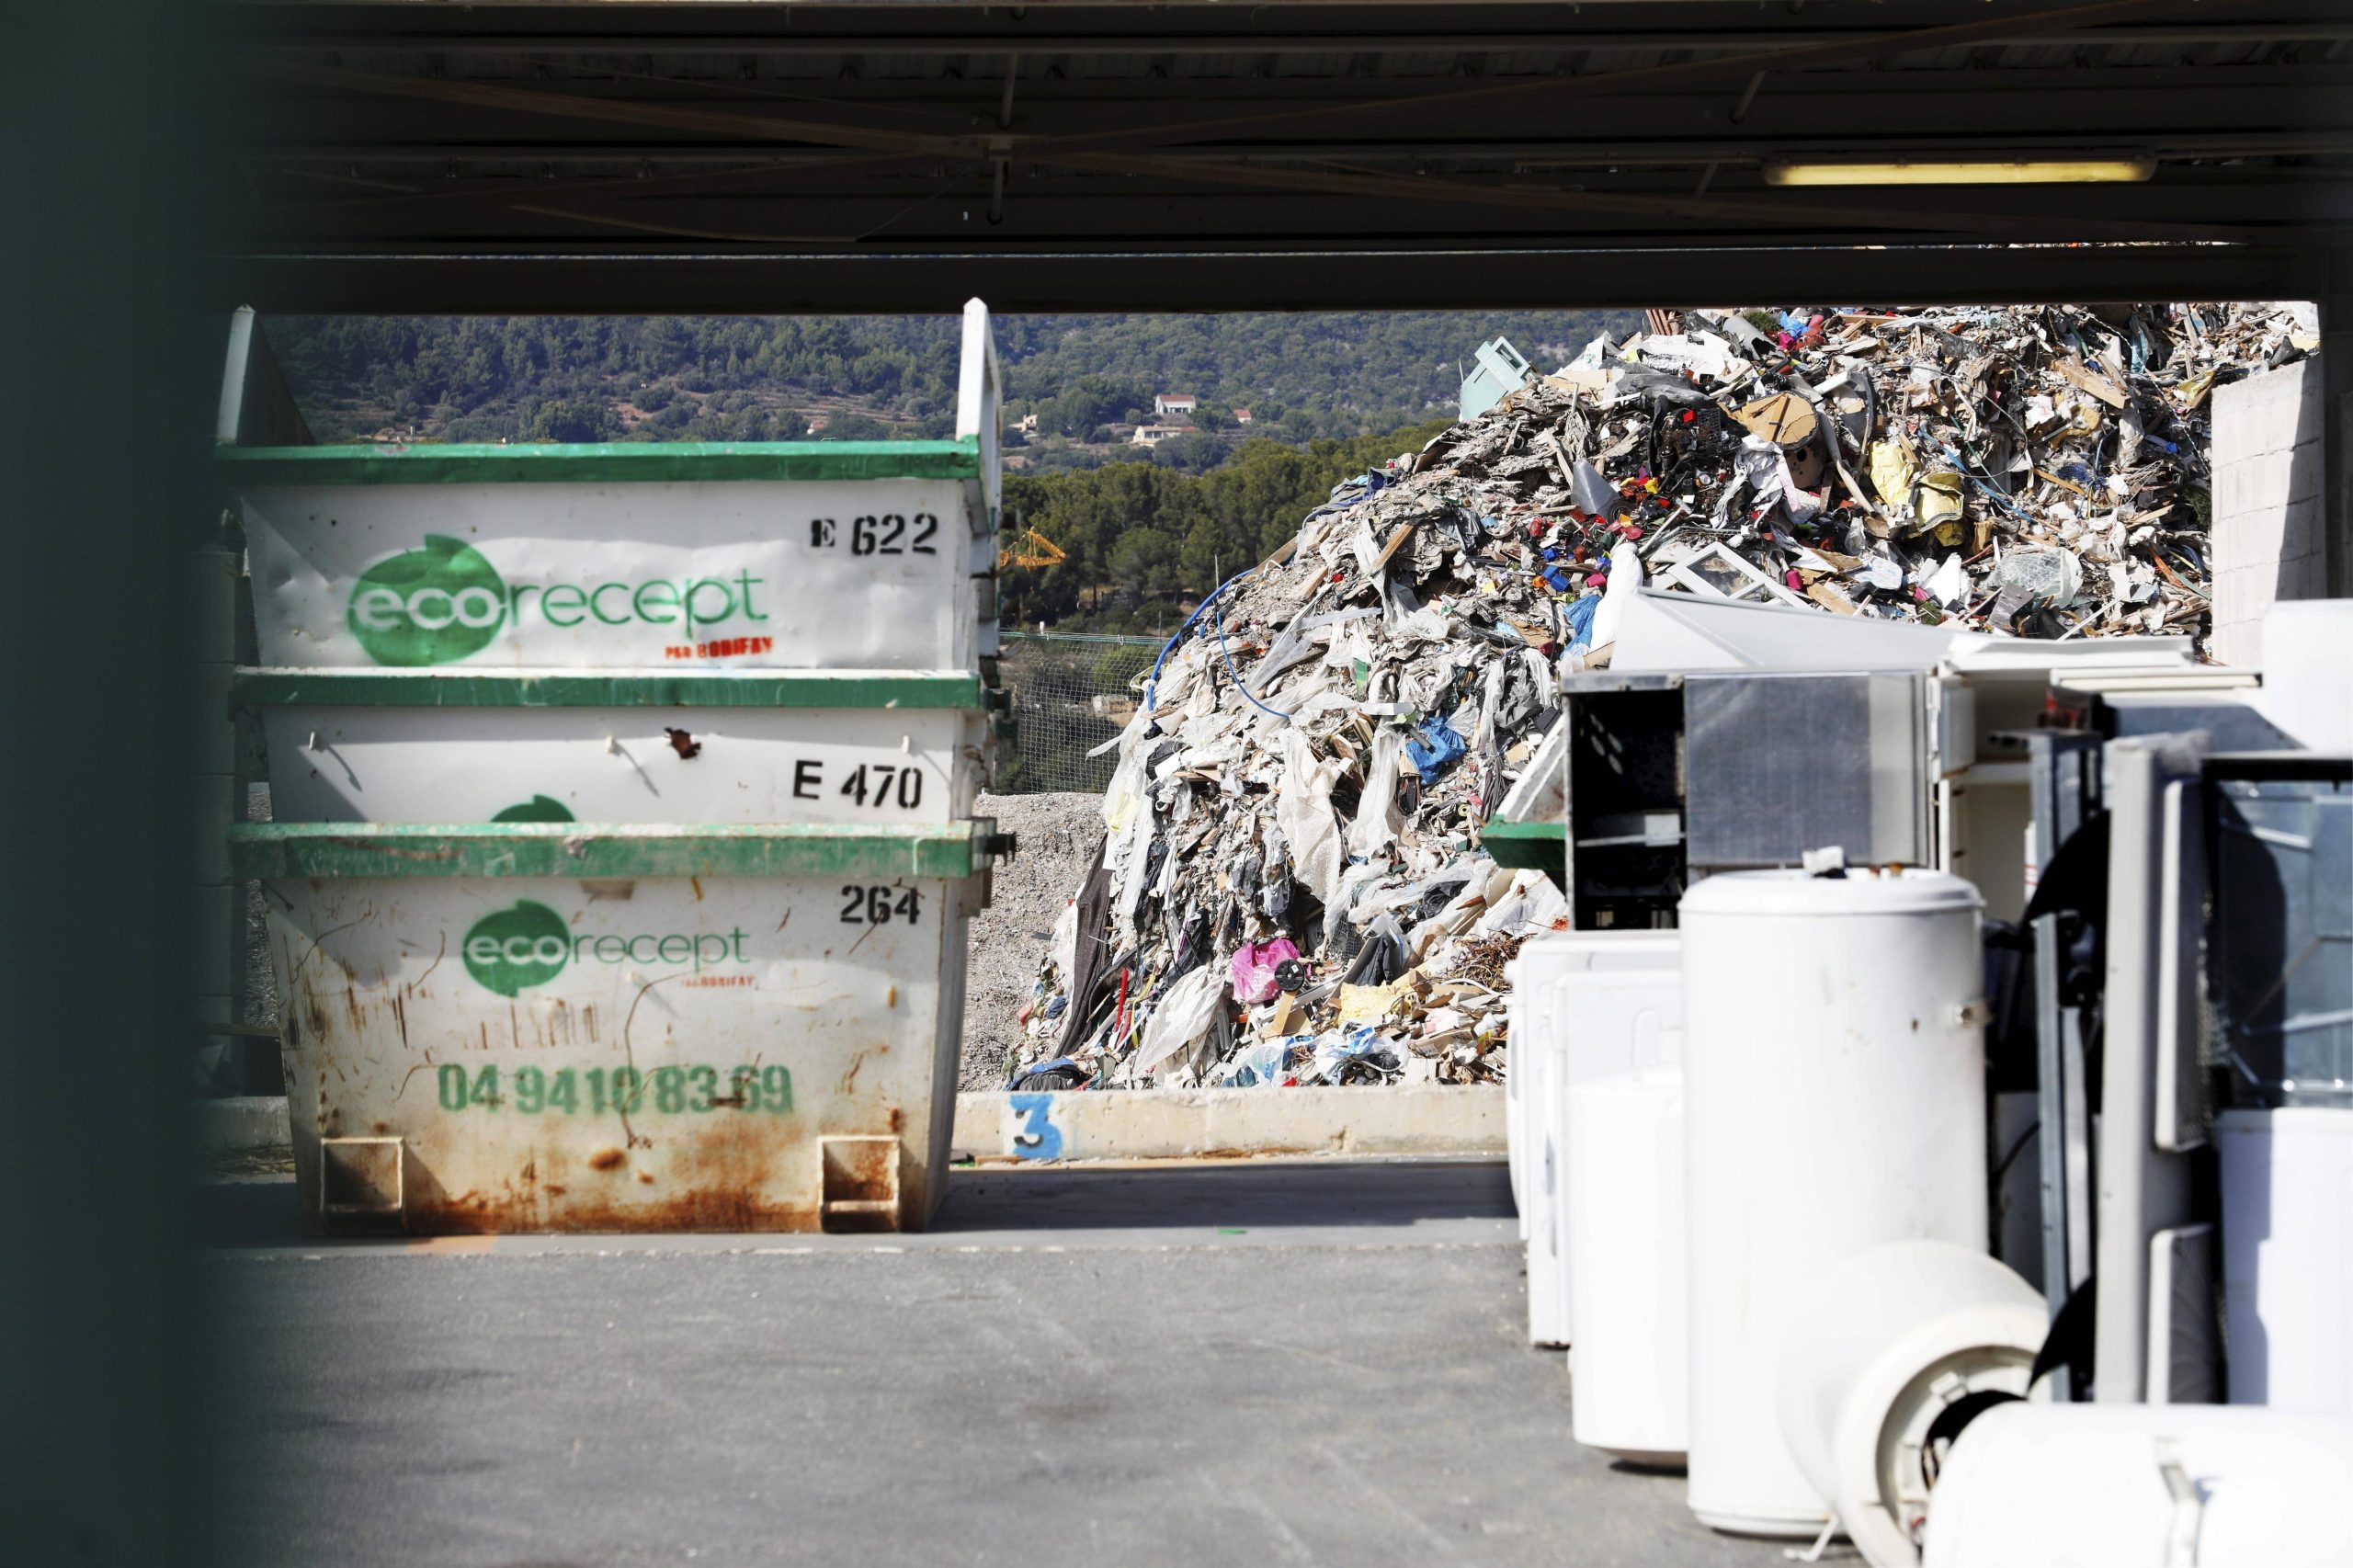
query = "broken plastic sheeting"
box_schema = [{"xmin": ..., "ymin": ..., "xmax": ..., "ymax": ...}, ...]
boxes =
[
  {"xmin": 1469, "ymin": 870, "xmax": 1571, "ymax": 942},
  {"xmin": 1130, "ymin": 962, "xmax": 1231, "ymax": 1080},
  {"xmin": 1347, "ymin": 725, "xmax": 1408, "ymax": 858},
  {"xmin": 1307, "ymin": 1028, "xmax": 1400, "ymax": 1085},
  {"xmin": 1563, "ymin": 593, "xmax": 1602, "ymax": 652},
  {"xmin": 1725, "ymin": 435, "xmax": 1823, "ymax": 528},
  {"xmin": 1398, "ymin": 867, "xmax": 1510, "ymax": 965},
  {"xmin": 1629, "ymin": 332, "xmax": 1739, "ymax": 380},
  {"xmin": 1337, "ymin": 910, "xmax": 1412, "ymax": 985},
  {"xmin": 1258, "ymin": 605, "xmax": 1379, "ymax": 695},
  {"xmin": 1097, "ymin": 717, "xmax": 1153, "ymax": 828},
  {"xmin": 1383, "ymin": 586, "xmax": 1453, "ymax": 645},
  {"xmin": 1276, "ymin": 724, "xmax": 1346, "ymax": 903},
  {"xmin": 1997, "ymin": 546, "xmax": 2085, "ymax": 606},
  {"xmin": 1112, "ymin": 788, "xmax": 1157, "ymax": 926},
  {"xmin": 1220, "ymin": 1036, "xmax": 1297, "ymax": 1088},
  {"xmin": 1406, "ymin": 718, "xmax": 1468, "ymax": 784},
  {"xmin": 1569, "ymin": 459, "xmax": 1617, "ymax": 516}
]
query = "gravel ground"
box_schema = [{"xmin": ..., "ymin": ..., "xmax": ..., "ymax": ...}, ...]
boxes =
[{"xmin": 960, "ymin": 790, "xmax": 1105, "ymax": 1089}]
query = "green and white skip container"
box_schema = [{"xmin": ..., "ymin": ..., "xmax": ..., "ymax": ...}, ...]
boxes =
[
  {"xmin": 244, "ymin": 670, "xmax": 1003, "ymax": 828},
  {"xmin": 232, "ymin": 824, "xmax": 999, "ymax": 1233},
  {"xmin": 224, "ymin": 300, "xmax": 1010, "ymax": 1234},
  {"xmin": 228, "ymin": 436, "xmax": 996, "ymax": 672}
]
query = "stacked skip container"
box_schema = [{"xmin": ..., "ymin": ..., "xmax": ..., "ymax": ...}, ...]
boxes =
[{"xmin": 225, "ymin": 302, "xmax": 1010, "ymax": 1234}]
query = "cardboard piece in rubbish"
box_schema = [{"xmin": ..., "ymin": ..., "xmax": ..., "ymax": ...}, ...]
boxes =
[{"xmin": 1733, "ymin": 391, "xmax": 1819, "ymax": 447}]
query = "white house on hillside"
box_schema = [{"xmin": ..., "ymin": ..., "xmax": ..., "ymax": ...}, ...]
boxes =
[{"xmin": 1154, "ymin": 393, "xmax": 1198, "ymax": 416}]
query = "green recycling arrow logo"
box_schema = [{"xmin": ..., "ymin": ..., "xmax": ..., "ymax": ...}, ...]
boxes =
[{"xmin": 347, "ymin": 534, "xmax": 508, "ymax": 666}]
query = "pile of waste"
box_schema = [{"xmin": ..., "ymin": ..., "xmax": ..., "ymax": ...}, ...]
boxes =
[{"xmin": 1005, "ymin": 302, "xmax": 2315, "ymax": 1090}]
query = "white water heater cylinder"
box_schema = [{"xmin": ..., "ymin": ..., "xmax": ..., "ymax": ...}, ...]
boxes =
[{"xmin": 1680, "ymin": 868, "xmax": 1989, "ymax": 1537}]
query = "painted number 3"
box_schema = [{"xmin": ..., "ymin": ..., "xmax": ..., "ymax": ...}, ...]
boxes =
[{"xmin": 1009, "ymin": 1093, "xmax": 1063, "ymax": 1162}]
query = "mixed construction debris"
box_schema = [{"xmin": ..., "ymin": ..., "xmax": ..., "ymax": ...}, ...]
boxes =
[{"xmin": 1004, "ymin": 302, "xmax": 2319, "ymax": 1090}]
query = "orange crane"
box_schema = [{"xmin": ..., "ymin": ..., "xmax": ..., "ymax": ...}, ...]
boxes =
[{"xmin": 997, "ymin": 527, "xmax": 1067, "ymax": 571}]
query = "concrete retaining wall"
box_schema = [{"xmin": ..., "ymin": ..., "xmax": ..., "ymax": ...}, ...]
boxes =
[{"xmin": 951, "ymin": 1085, "xmax": 1504, "ymax": 1163}]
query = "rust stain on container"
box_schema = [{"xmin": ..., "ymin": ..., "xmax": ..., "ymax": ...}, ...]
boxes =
[
  {"xmin": 265, "ymin": 874, "xmax": 956, "ymax": 1236},
  {"xmin": 407, "ymin": 1187, "xmax": 824, "ymax": 1234},
  {"xmin": 404, "ymin": 1118, "xmax": 819, "ymax": 1232}
]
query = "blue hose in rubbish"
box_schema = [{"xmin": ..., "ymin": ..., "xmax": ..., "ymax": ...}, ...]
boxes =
[
  {"xmin": 1142, "ymin": 565, "xmax": 1293, "ymax": 725},
  {"xmin": 1210, "ymin": 586, "xmax": 1295, "ymax": 723},
  {"xmin": 1142, "ymin": 467, "xmax": 1391, "ymax": 722}
]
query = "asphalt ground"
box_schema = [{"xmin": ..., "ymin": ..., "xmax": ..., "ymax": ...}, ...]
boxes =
[{"xmin": 204, "ymin": 1162, "xmax": 1807, "ymax": 1568}]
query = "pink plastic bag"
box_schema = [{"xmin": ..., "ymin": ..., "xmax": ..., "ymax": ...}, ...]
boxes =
[{"xmin": 1230, "ymin": 938, "xmax": 1302, "ymax": 1006}]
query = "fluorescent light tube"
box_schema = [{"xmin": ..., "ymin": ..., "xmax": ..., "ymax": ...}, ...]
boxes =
[{"xmin": 1764, "ymin": 158, "xmax": 2156, "ymax": 187}]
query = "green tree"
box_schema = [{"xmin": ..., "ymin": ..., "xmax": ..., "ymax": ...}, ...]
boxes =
[
  {"xmin": 525, "ymin": 400, "xmax": 614, "ymax": 443},
  {"xmin": 269, "ymin": 310, "xmax": 1632, "ymax": 448},
  {"xmin": 1177, "ymin": 517, "xmax": 1233, "ymax": 594}
]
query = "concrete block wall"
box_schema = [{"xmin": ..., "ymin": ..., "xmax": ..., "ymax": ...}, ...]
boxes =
[{"xmin": 2211, "ymin": 359, "xmax": 2329, "ymax": 666}]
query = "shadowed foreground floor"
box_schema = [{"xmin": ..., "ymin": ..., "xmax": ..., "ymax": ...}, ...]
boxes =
[{"xmin": 207, "ymin": 1162, "xmax": 1799, "ymax": 1568}]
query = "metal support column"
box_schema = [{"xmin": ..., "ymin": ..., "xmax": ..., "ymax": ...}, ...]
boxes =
[{"xmin": 2323, "ymin": 263, "xmax": 2353, "ymax": 600}]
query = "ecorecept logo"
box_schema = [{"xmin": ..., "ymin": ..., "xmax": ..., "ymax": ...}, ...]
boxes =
[
  {"xmin": 346, "ymin": 535, "xmax": 771, "ymax": 668},
  {"xmin": 463, "ymin": 900, "xmax": 573, "ymax": 995},
  {"xmin": 348, "ymin": 534, "xmax": 509, "ymax": 666},
  {"xmin": 462, "ymin": 900, "xmax": 753, "ymax": 996}
]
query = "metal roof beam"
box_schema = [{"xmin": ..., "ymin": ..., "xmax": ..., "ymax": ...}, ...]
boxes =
[
  {"xmin": 223, "ymin": 24, "xmax": 2353, "ymax": 56},
  {"xmin": 237, "ymin": 181, "xmax": 2353, "ymax": 243},
  {"xmin": 235, "ymin": 131, "xmax": 2353, "ymax": 167},
  {"xmin": 227, "ymin": 77, "xmax": 2353, "ymax": 153},
  {"xmin": 244, "ymin": 59, "xmax": 983, "ymax": 155},
  {"xmin": 1020, "ymin": 0, "xmax": 2261, "ymax": 154},
  {"xmin": 199, "ymin": 242, "xmax": 2324, "ymax": 315}
]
